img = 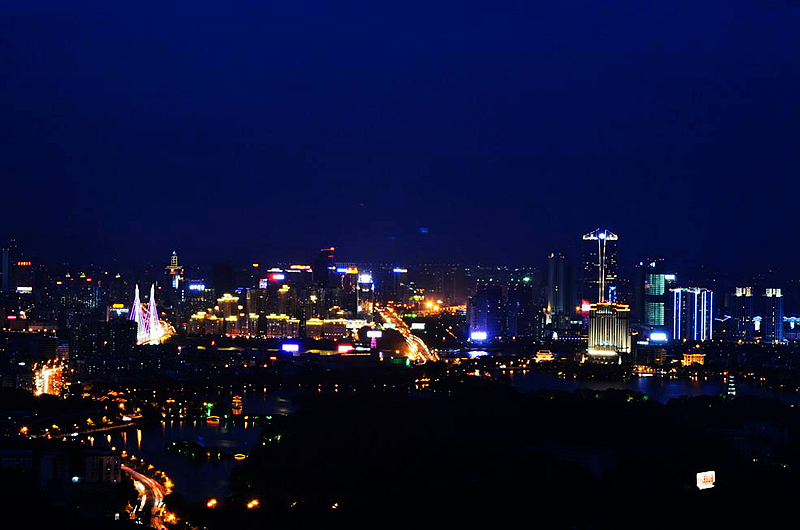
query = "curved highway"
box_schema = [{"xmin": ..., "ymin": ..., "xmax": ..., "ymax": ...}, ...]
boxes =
[
  {"xmin": 376, "ymin": 305, "xmax": 439, "ymax": 362},
  {"xmin": 123, "ymin": 465, "xmax": 167, "ymax": 529}
]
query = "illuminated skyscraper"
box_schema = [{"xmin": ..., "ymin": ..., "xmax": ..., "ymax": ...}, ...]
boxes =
[
  {"xmin": 582, "ymin": 229, "xmax": 619, "ymax": 303},
  {"xmin": 357, "ymin": 273, "xmax": 374, "ymax": 317},
  {"xmin": 763, "ymin": 288, "xmax": 784, "ymax": 343},
  {"xmin": 672, "ymin": 288, "xmax": 713, "ymax": 341},
  {"xmin": 587, "ymin": 302, "xmax": 631, "ymax": 363},
  {"xmin": 634, "ymin": 259, "xmax": 674, "ymax": 328},
  {"xmin": 165, "ymin": 250, "xmax": 184, "ymax": 289},
  {"xmin": 732, "ymin": 287, "xmax": 754, "ymax": 341}
]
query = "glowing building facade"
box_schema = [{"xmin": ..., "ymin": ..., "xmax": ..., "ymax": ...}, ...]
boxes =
[
  {"xmin": 671, "ymin": 287, "xmax": 713, "ymax": 341},
  {"xmin": 763, "ymin": 288, "xmax": 784, "ymax": 343},
  {"xmin": 587, "ymin": 302, "xmax": 631, "ymax": 363},
  {"xmin": 732, "ymin": 286, "xmax": 754, "ymax": 341}
]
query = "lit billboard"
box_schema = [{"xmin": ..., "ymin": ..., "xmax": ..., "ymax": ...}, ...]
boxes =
[
  {"xmin": 470, "ymin": 331, "xmax": 488, "ymax": 341},
  {"xmin": 696, "ymin": 471, "xmax": 715, "ymax": 490}
]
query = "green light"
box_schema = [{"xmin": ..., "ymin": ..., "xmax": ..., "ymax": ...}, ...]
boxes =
[{"xmin": 523, "ymin": 277, "xmax": 531, "ymax": 282}]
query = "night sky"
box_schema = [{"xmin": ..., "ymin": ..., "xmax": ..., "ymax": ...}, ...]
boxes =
[{"xmin": 2, "ymin": 2, "xmax": 799, "ymax": 269}]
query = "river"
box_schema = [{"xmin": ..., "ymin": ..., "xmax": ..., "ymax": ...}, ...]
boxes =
[
  {"xmin": 85, "ymin": 387, "xmax": 296, "ymax": 502},
  {"xmin": 86, "ymin": 374, "xmax": 796, "ymax": 503},
  {"xmin": 507, "ymin": 371, "xmax": 800, "ymax": 403}
]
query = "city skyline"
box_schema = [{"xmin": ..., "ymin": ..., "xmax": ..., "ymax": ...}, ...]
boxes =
[{"xmin": 4, "ymin": 5, "xmax": 800, "ymax": 528}]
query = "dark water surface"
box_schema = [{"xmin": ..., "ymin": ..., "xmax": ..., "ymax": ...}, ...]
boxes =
[{"xmin": 87, "ymin": 388, "xmax": 296, "ymax": 501}]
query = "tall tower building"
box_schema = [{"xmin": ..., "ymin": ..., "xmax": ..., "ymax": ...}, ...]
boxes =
[
  {"xmin": 356, "ymin": 273, "xmax": 375, "ymax": 318},
  {"xmin": 165, "ymin": 251, "xmax": 184, "ymax": 288},
  {"xmin": 1, "ymin": 238, "xmax": 17, "ymax": 293},
  {"xmin": 313, "ymin": 247, "xmax": 336, "ymax": 288},
  {"xmin": 587, "ymin": 302, "xmax": 631, "ymax": 363},
  {"xmin": 732, "ymin": 287, "xmax": 754, "ymax": 341},
  {"xmin": 582, "ymin": 229, "xmax": 619, "ymax": 303},
  {"xmin": 546, "ymin": 252, "xmax": 576, "ymax": 329},
  {"xmin": 468, "ymin": 283, "xmax": 504, "ymax": 341},
  {"xmin": 763, "ymin": 288, "xmax": 784, "ymax": 343},
  {"xmin": 672, "ymin": 288, "xmax": 714, "ymax": 341},
  {"xmin": 642, "ymin": 259, "xmax": 669, "ymax": 327},
  {"xmin": 507, "ymin": 282, "xmax": 535, "ymax": 338}
]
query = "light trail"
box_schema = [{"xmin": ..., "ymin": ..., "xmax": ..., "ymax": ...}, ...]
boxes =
[
  {"xmin": 123, "ymin": 465, "xmax": 167, "ymax": 530},
  {"xmin": 376, "ymin": 305, "xmax": 439, "ymax": 362}
]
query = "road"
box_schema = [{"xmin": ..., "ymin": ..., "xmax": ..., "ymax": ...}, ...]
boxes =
[
  {"xmin": 122, "ymin": 465, "xmax": 167, "ymax": 529},
  {"xmin": 376, "ymin": 305, "xmax": 439, "ymax": 362}
]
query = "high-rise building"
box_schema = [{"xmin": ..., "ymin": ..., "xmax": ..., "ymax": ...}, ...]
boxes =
[
  {"xmin": 1, "ymin": 238, "xmax": 17, "ymax": 293},
  {"xmin": 763, "ymin": 288, "xmax": 784, "ymax": 343},
  {"xmin": 165, "ymin": 251, "xmax": 184, "ymax": 289},
  {"xmin": 546, "ymin": 252, "xmax": 575, "ymax": 328},
  {"xmin": 672, "ymin": 288, "xmax": 713, "ymax": 341},
  {"xmin": 507, "ymin": 283, "xmax": 535, "ymax": 338},
  {"xmin": 636, "ymin": 259, "xmax": 674, "ymax": 328},
  {"xmin": 582, "ymin": 229, "xmax": 618, "ymax": 303},
  {"xmin": 375, "ymin": 267, "xmax": 409, "ymax": 304},
  {"xmin": 732, "ymin": 286, "xmax": 754, "ymax": 341},
  {"xmin": 587, "ymin": 302, "xmax": 631, "ymax": 363},
  {"xmin": 313, "ymin": 247, "xmax": 336, "ymax": 288},
  {"xmin": 468, "ymin": 283, "xmax": 504, "ymax": 340},
  {"xmin": 356, "ymin": 273, "xmax": 374, "ymax": 318}
]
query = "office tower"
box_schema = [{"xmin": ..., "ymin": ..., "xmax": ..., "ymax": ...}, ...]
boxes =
[
  {"xmin": 547, "ymin": 253, "xmax": 576, "ymax": 330},
  {"xmin": 635, "ymin": 258, "xmax": 670, "ymax": 327},
  {"xmin": 165, "ymin": 251, "xmax": 184, "ymax": 289},
  {"xmin": 313, "ymin": 247, "xmax": 336, "ymax": 288},
  {"xmin": 763, "ymin": 288, "xmax": 784, "ymax": 343},
  {"xmin": 412, "ymin": 264, "xmax": 464, "ymax": 304},
  {"xmin": 732, "ymin": 287, "xmax": 754, "ymax": 341},
  {"xmin": 507, "ymin": 283, "xmax": 535, "ymax": 338},
  {"xmin": 246, "ymin": 287, "xmax": 269, "ymax": 333},
  {"xmin": 13, "ymin": 259, "xmax": 34, "ymax": 294},
  {"xmin": 672, "ymin": 288, "xmax": 714, "ymax": 341},
  {"xmin": 375, "ymin": 266, "xmax": 408, "ymax": 304},
  {"xmin": 217, "ymin": 293, "xmax": 239, "ymax": 319},
  {"xmin": 547, "ymin": 252, "xmax": 567, "ymax": 318},
  {"xmin": 587, "ymin": 302, "xmax": 631, "ymax": 363},
  {"xmin": 162, "ymin": 250, "xmax": 185, "ymax": 312},
  {"xmin": 582, "ymin": 229, "xmax": 618, "ymax": 303},
  {"xmin": 181, "ymin": 280, "xmax": 211, "ymax": 323},
  {"xmin": 1, "ymin": 238, "xmax": 16, "ymax": 293},
  {"xmin": 468, "ymin": 283, "xmax": 504, "ymax": 340},
  {"xmin": 356, "ymin": 273, "xmax": 374, "ymax": 318}
]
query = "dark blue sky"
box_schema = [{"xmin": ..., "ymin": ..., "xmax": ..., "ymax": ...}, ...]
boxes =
[{"xmin": 2, "ymin": 1, "xmax": 799, "ymax": 269}]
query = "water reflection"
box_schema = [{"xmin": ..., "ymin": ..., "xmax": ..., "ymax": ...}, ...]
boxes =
[
  {"xmin": 88, "ymin": 389, "xmax": 295, "ymax": 501},
  {"xmin": 508, "ymin": 371, "xmax": 799, "ymax": 403}
]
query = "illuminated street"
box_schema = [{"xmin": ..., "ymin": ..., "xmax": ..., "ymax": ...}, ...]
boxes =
[
  {"xmin": 376, "ymin": 305, "xmax": 439, "ymax": 362},
  {"xmin": 123, "ymin": 465, "xmax": 168, "ymax": 530}
]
